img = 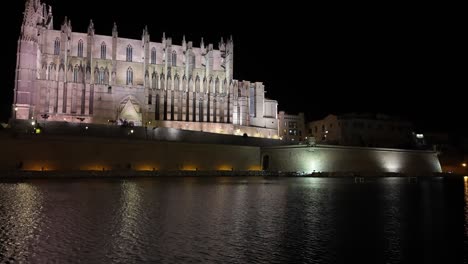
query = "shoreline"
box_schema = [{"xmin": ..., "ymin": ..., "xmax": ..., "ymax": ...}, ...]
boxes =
[{"xmin": 0, "ymin": 170, "xmax": 462, "ymax": 180}]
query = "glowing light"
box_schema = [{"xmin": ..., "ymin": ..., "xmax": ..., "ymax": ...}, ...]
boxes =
[
  {"xmin": 85, "ymin": 126, "xmax": 89, "ymax": 130},
  {"xmin": 31, "ymin": 121, "xmax": 35, "ymax": 126},
  {"xmin": 35, "ymin": 128, "xmax": 41, "ymax": 134},
  {"xmin": 14, "ymin": 107, "xmax": 18, "ymax": 111},
  {"xmin": 463, "ymin": 163, "xmax": 467, "ymax": 167},
  {"xmin": 416, "ymin": 134, "xmax": 424, "ymax": 139},
  {"xmin": 325, "ymin": 130, "xmax": 329, "ymax": 134},
  {"xmin": 182, "ymin": 165, "xmax": 197, "ymax": 171},
  {"xmin": 248, "ymin": 165, "xmax": 261, "ymax": 171},
  {"xmin": 217, "ymin": 165, "xmax": 233, "ymax": 171},
  {"xmin": 135, "ymin": 164, "xmax": 157, "ymax": 171},
  {"xmin": 130, "ymin": 130, "xmax": 134, "ymax": 134}
]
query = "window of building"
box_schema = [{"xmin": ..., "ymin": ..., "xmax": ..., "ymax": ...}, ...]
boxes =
[
  {"xmin": 151, "ymin": 48, "xmax": 156, "ymax": 64},
  {"xmin": 171, "ymin": 51, "xmax": 177, "ymax": 66},
  {"xmin": 289, "ymin": 122, "xmax": 297, "ymax": 128},
  {"xmin": 249, "ymin": 85, "xmax": 256, "ymax": 117},
  {"xmin": 322, "ymin": 125, "xmax": 325, "ymax": 132},
  {"xmin": 54, "ymin": 38, "xmax": 60, "ymax": 55},
  {"xmin": 126, "ymin": 45, "xmax": 133, "ymax": 62},
  {"xmin": 101, "ymin": 42, "xmax": 107, "ymax": 59},
  {"xmin": 126, "ymin": 67, "xmax": 133, "ymax": 85},
  {"xmin": 148, "ymin": 93, "xmax": 152, "ymax": 105},
  {"xmin": 98, "ymin": 67, "xmax": 105, "ymax": 84},
  {"xmin": 73, "ymin": 65, "xmax": 79, "ymax": 82},
  {"xmin": 77, "ymin": 40, "xmax": 83, "ymax": 57}
]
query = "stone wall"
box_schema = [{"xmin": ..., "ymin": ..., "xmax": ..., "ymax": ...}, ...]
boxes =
[
  {"xmin": 0, "ymin": 133, "xmax": 261, "ymax": 171},
  {"xmin": 261, "ymin": 145, "xmax": 442, "ymax": 174}
]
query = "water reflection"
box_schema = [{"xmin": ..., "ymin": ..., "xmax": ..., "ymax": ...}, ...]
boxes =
[
  {"xmin": 0, "ymin": 177, "xmax": 464, "ymax": 263},
  {"xmin": 0, "ymin": 183, "xmax": 43, "ymax": 263}
]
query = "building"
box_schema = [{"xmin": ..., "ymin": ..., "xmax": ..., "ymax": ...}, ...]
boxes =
[
  {"xmin": 307, "ymin": 113, "xmax": 414, "ymax": 148},
  {"xmin": 12, "ymin": 0, "xmax": 279, "ymax": 138},
  {"xmin": 278, "ymin": 111, "xmax": 305, "ymax": 143}
]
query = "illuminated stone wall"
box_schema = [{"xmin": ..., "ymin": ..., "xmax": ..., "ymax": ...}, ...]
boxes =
[
  {"xmin": 261, "ymin": 145, "xmax": 442, "ymax": 174},
  {"xmin": 0, "ymin": 134, "xmax": 261, "ymax": 171}
]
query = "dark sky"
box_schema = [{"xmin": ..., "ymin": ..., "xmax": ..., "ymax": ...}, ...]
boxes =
[{"xmin": 2, "ymin": 1, "xmax": 465, "ymax": 135}]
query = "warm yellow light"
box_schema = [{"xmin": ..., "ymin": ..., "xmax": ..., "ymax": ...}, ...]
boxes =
[
  {"xmin": 14, "ymin": 107, "xmax": 18, "ymax": 111},
  {"xmin": 31, "ymin": 121, "xmax": 35, "ymax": 126},
  {"xmin": 182, "ymin": 165, "xmax": 197, "ymax": 171},
  {"xmin": 35, "ymin": 128, "xmax": 41, "ymax": 134},
  {"xmin": 462, "ymin": 163, "xmax": 467, "ymax": 167},
  {"xmin": 248, "ymin": 165, "xmax": 261, "ymax": 171},
  {"xmin": 217, "ymin": 165, "xmax": 233, "ymax": 171}
]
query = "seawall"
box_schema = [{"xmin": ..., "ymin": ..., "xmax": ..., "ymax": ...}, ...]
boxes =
[
  {"xmin": 261, "ymin": 145, "xmax": 442, "ymax": 174},
  {"xmin": 0, "ymin": 131, "xmax": 443, "ymax": 176}
]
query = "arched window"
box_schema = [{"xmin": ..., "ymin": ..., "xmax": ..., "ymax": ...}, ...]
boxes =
[
  {"xmin": 77, "ymin": 40, "xmax": 84, "ymax": 57},
  {"xmin": 126, "ymin": 45, "xmax": 133, "ymax": 62},
  {"xmin": 171, "ymin": 51, "xmax": 177, "ymax": 67},
  {"xmin": 155, "ymin": 94, "xmax": 160, "ymax": 120},
  {"xmin": 48, "ymin": 63, "xmax": 56, "ymax": 80},
  {"xmin": 54, "ymin": 38, "xmax": 60, "ymax": 55},
  {"xmin": 148, "ymin": 93, "xmax": 152, "ymax": 105},
  {"xmin": 126, "ymin": 67, "xmax": 133, "ymax": 85},
  {"xmin": 151, "ymin": 48, "xmax": 156, "ymax": 64},
  {"xmin": 188, "ymin": 54, "xmax": 195, "ymax": 74},
  {"xmin": 101, "ymin": 42, "xmax": 106, "ymax": 59},
  {"xmin": 73, "ymin": 65, "xmax": 79, "ymax": 82},
  {"xmin": 99, "ymin": 67, "xmax": 105, "ymax": 84}
]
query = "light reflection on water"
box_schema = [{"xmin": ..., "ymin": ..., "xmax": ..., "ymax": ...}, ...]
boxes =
[{"xmin": 0, "ymin": 177, "xmax": 464, "ymax": 263}]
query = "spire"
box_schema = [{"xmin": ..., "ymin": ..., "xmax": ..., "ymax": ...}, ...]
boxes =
[
  {"xmin": 182, "ymin": 35, "xmax": 187, "ymax": 50},
  {"xmin": 162, "ymin": 32, "xmax": 166, "ymax": 46},
  {"xmin": 112, "ymin": 22, "xmax": 118, "ymax": 38},
  {"xmin": 200, "ymin": 37, "xmax": 205, "ymax": 49},
  {"xmin": 87, "ymin": 19, "xmax": 94, "ymax": 35}
]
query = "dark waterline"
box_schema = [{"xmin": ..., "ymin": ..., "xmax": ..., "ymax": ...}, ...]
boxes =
[{"xmin": 0, "ymin": 177, "xmax": 466, "ymax": 263}]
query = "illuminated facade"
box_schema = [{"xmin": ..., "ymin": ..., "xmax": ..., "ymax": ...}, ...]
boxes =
[
  {"xmin": 278, "ymin": 111, "xmax": 305, "ymax": 142},
  {"xmin": 13, "ymin": 0, "xmax": 279, "ymax": 138},
  {"xmin": 308, "ymin": 113, "xmax": 414, "ymax": 148}
]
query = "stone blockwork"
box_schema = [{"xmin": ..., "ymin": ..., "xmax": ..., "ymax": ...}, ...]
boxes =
[
  {"xmin": 261, "ymin": 145, "xmax": 442, "ymax": 174},
  {"xmin": 0, "ymin": 133, "xmax": 261, "ymax": 171}
]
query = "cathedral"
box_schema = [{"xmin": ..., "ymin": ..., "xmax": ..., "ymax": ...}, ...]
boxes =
[{"xmin": 13, "ymin": 0, "xmax": 279, "ymax": 138}]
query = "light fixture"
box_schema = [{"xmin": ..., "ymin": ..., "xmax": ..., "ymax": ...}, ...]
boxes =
[{"xmin": 463, "ymin": 163, "xmax": 467, "ymax": 168}]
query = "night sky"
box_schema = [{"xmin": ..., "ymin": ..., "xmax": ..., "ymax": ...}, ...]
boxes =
[{"xmin": 2, "ymin": 1, "xmax": 465, "ymax": 135}]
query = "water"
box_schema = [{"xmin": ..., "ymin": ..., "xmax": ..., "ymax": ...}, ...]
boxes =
[{"xmin": 0, "ymin": 177, "xmax": 465, "ymax": 263}]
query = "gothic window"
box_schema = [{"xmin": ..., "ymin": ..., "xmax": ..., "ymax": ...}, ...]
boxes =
[
  {"xmin": 99, "ymin": 67, "xmax": 105, "ymax": 84},
  {"xmin": 78, "ymin": 40, "xmax": 84, "ymax": 57},
  {"xmin": 195, "ymin": 76, "xmax": 200, "ymax": 93},
  {"xmin": 126, "ymin": 45, "xmax": 133, "ymax": 62},
  {"xmin": 73, "ymin": 65, "xmax": 79, "ymax": 83},
  {"xmin": 148, "ymin": 93, "xmax": 152, "ymax": 105},
  {"xmin": 155, "ymin": 94, "xmax": 160, "ymax": 120},
  {"xmin": 171, "ymin": 51, "xmax": 177, "ymax": 67},
  {"xmin": 54, "ymin": 38, "xmax": 60, "ymax": 55},
  {"xmin": 188, "ymin": 54, "xmax": 195, "ymax": 74},
  {"xmin": 151, "ymin": 48, "xmax": 156, "ymax": 64},
  {"xmin": 101, "ymin": 42, "xmax": 106, "ymax": 59},
  {"xmin": 126, "ymin": 67, "xmax": 133, "ymax": 85},
  {"xmin": 48, "ymin": 63, "xmax": 56, "ymax": 80},
  {"xmin": 249, "ymin": 85, "xmax": 255, "ymax": 117}
]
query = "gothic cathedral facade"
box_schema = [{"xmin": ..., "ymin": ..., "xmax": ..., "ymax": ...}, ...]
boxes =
[{"xmin": 13, "ymin": 0, "xmax": 279, "ymax": 138}]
